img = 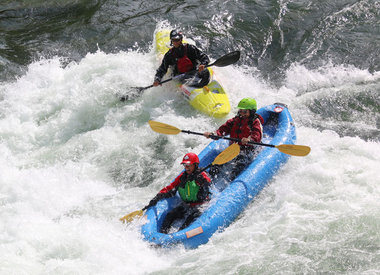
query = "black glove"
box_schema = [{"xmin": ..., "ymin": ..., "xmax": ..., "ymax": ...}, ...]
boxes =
[
  {"xmin": 144, "ymin": 193, "xmax": 165, "ymax": 210},
  {"xmin": 209, "ymin": 165, "xmax": 220, "ymax": 176},
  {"xmin": 210, "ymin": 134, "xmax": 221, "ymax": 140}
]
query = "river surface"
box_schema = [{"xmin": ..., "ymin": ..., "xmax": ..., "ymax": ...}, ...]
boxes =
[{"xmin": 0, "ymin": 0, "xmax": 379, "ymax": 274}]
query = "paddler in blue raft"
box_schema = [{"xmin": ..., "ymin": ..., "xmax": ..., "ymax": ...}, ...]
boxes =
[
  {"xmin": 204, "ymin": 97, "xmax": 264, "ymax": 180},
  {"xmin": 144, "ymin": 152, "xmax": 211, "ymax": 234},
  {"xmin": 152, "ymin": 29, "xmax": 211, "ymax": 88}
]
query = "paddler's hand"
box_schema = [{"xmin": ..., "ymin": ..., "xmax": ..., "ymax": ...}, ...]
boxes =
[
  {"xmin": 145, "ymin": 193, "xmax": 165, "ymax": 209},
  {"xmin": 204, "ymin": 132, "xmax": 221, "ymax": 140},
  {"xmin": 204, "ymin": 132, "xmax": 213, "ymax": 138},
  {"xmin": 153, "ymin": 80, "xmax": 161, "ymax": 87},
  {"xmin": 241, "ymin": 137, "xmax": 251, "ymax": 145},
  {"xmin": 198, "ymin": 64, "xmax": 205, "ymax": 72}
]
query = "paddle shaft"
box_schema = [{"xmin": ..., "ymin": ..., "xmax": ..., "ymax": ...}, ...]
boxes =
[
  {"xmin": 120, "ymin": 76, "xmax": 183, "ymax": 100},
  {"xmin": 135, "ymin": 77, "xmax": 173, "ymax": 92},
  {"xmin": 181, "ymin": 129, "xmax": 276, "ymax": 148},
  {"xmin": 147, "ymin": 120, "xmax": 310, "ymax": 156},
  {"xmin": 138, "ymin": 63, "xmax": 213, "ymax": 92},
  {"xmin": 135, "ymin": 51, "xmax": 240, "ymax": 92},
  {"xmin": 199, "ymin": 163, "xmax": 216, "ymax": 173}
]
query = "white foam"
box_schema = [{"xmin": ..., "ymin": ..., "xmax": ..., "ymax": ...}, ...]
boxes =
[{"xmin": 0, "ymin": 27, "xmax": 379, "ymax": 274}]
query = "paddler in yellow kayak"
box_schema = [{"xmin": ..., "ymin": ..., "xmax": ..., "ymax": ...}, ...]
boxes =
[{"xmin": 152, "ymin": 29, "xmax": 211, "ymax": 88}]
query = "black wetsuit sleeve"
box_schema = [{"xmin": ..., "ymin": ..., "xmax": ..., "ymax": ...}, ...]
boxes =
[
  {"xmin": 154, "ymin": 52, "xmax": 173, "ymax": 82},
  {"xmin": 196, "ymin": 172, "xmax": 211, "ymax": 202},
  {"xmin": 187, "ymin": 44, "xmax": 210, "ymax": 66}
]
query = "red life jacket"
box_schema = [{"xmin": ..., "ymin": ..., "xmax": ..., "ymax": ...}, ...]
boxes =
[
  {"xmin": 173, "ymin": 44, "xmax": 193, "ymax": 73},
  {"xmin": 230, "ymin": 117, "xmax": 252, "ymax": 139},
  {"xmin": 229, "ymin": 115, "xmax": 263, "ymax": 148}
]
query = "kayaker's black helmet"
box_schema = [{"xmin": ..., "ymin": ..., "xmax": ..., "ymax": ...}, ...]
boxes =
[{"xmin": 170, "ymin": 29, "xmax": 183, "ymax": 40}]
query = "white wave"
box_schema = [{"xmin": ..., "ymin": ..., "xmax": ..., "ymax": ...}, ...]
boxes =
[
  {"xmin": 0, "ymin": 30, "xmax": 379, "ymax": 274},
  {"xmin": 284, "ymin": 62, "xmax": 380, "ymax": 95}
]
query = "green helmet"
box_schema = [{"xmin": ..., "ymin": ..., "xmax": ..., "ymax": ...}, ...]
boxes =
[{"xmin": 237, "ymin": 97, "xmax": 257, "ymax": 110}]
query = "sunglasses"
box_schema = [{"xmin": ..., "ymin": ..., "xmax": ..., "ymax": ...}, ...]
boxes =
[
  {"xmin": 182, "ymin": 163, "xmax": 192, "ymax": 168},
  {"xmin": 171, "ymin": 38, "xmax": 181, "ymax": 42},
  {"xmin": 239, "ymin": 109, "xmax": 250, "ymax": 114}
]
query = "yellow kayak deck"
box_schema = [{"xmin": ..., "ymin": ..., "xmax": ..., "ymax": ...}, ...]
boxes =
[{"xmin": 155, "ymin": 30, "xmax": 230, "ymax": 118}]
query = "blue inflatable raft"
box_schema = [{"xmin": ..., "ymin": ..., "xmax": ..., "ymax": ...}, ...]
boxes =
[{"xmin": 141, "ymin": 103, "xmax": 296, "ymax": 249}]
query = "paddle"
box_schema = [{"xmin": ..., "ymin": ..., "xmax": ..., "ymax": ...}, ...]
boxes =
[
  {"xmin": 148, "ymin": 120, "xmax": 311, "ymax": 157},
  {"xmin": 119, "ymin": 143, "xmax": 240, "ymax": 223},
  {"xmin": 120, "ymin": 51, "xmax": 241, "ymax": 101}
]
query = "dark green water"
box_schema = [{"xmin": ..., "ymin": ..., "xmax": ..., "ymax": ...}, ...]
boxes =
[{"xmin": 1, "ymin": 0, "xmax": 379, "ymax": 77}]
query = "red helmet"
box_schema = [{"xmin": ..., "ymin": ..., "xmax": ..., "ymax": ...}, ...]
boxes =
[{"xmin": 181, "ymin": 152, "xmax": 199, "ymax": 165}]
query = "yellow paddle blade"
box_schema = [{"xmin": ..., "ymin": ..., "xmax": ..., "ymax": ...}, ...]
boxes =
[
  {"xmin": 212, "ymin": 143, "xmax": 240, "ymax": 165},
  {"xmin": 275, "ymin": 144, "xmax": 311, "ymax": 157},
  {"xmin": 119, "ymin": 209, "xmax": 144, "ymax": 223},
  {"xmin": 148, "ymin": 120, "xmax": 181, "ymax": 135}
]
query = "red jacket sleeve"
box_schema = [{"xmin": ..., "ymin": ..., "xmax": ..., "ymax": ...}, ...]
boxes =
[
  {"xmin": 215, "ymin": 117, "xmax": 235, "ymax": 136},
  {"xmin": 158, "ymin": 172, "xmax": 183, "ymax": 194},
  {"xmin": 199, "ymin": 171, "xmax": 211, "ymax": 184}
]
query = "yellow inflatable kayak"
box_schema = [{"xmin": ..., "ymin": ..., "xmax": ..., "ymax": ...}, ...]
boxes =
[{"xmin": 155, "ymin": 30, "xmax": 230, "ymax": 118}]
